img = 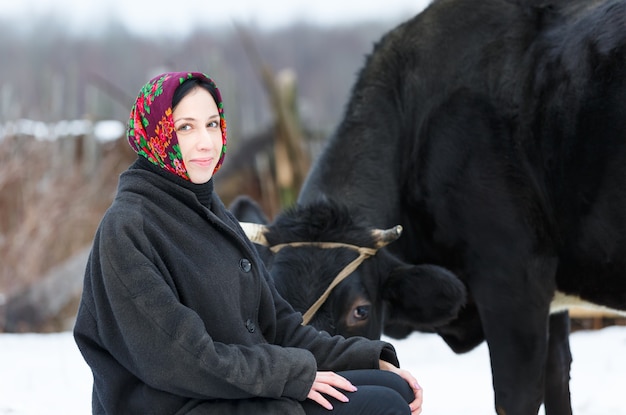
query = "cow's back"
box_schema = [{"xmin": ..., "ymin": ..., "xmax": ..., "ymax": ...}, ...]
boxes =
[
  {"xmin": 522, "ymin": 0, "xmax": 626, "ymax": 308},
  {"xmin": 301, "ymin": 0, "xmax": 549, "ymax": 213}
]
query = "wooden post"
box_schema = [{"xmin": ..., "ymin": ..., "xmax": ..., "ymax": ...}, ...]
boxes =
[
  {"xmin": 81, "ymin": 131, "xmax": 101, "ymax": 179},
  {"xmin": 236, "ymin": 25, "xmax": 311, "ymax": 209}
]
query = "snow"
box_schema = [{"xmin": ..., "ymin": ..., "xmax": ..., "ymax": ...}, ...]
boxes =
[
  {"xmin": 0, "ymin": 327, "xmax": 624, "ymax": 414},
  {"xmin": 92, "ymin": 120, "xmax": 125, "ymax": 143},
  {"xmin": 0, "ymin": 119, "xmax": 124, "ymax": 142}
]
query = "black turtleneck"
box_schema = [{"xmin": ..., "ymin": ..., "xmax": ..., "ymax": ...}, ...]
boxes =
[{"xmin": 130, "ymin": 157, "xmax": 214, "ymax": 209}]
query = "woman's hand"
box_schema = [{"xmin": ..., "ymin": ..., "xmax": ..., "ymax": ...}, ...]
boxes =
[
  {"xmin": 379, "ymin": 359, "xmax": 423, "ymax": 415},
  {"xmin": 307, "ymin": 371, "xmax": 357, "ymax": 410}
]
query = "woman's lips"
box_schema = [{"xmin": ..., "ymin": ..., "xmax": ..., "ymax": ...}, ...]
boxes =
[{"xmin": 190, "ymin": 158, "xmax": 213, "ymax": 167}]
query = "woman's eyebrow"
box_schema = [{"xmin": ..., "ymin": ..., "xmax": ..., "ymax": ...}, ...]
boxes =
[
  {"xmin": 174, "ymin": 114, "xmax": 219, "ymax": 123},
  {"xmin": 174, "ymin": 116, "xmax": 196, "ymax": 124}
]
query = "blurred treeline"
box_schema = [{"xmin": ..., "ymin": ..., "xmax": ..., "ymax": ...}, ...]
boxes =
[
  {"xmin": 0, "ymin": 15, "xmax": 406, "ymax": 332},
  {"xmin": 0, "ymin": 16, "xmax": 396, "ymax": 139}
]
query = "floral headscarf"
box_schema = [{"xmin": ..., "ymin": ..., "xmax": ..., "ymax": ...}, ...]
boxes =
[{"xmin": 127, "ymin": 72, "xmax": 227, "ymax": 180}]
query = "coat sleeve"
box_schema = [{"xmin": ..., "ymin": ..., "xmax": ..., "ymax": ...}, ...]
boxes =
[{"xmin": 74, "ymin": 216, "xmax": 317, "ymax": 402}]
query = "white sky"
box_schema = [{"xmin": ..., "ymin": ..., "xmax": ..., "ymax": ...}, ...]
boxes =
[{"xmin": 0, "ymin": 0, "xmax": 432, "ymax": 36}]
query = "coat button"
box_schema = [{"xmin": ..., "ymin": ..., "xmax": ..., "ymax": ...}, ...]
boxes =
[
  {"xmin": 245, "ymin": 319, "xmax": 256, "ymax": 333},
  {"xmin": 240, "ymin": 258, "xmax": 252, "ymax": 273}
]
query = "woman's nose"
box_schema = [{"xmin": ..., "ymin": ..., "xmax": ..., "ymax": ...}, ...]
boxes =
[{"xmin": 197, "ymin": 130, "xmax": 217, "ymax": 149}]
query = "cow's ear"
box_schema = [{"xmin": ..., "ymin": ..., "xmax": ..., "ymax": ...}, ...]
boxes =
[
  {"xmin": 229, "ymin": 195, "xmax": 270, "ymax": 224},
  {"xmin": 381, "ymin": 264, "xmax": 466, "ymax": 338}
]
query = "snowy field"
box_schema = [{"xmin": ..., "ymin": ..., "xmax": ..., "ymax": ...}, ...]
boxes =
[{"xmin": 0, "ymin": 326, "xmax": 624, "ymax": 414}]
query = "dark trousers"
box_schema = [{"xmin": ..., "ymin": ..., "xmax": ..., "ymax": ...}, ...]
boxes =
[{"xmin": 301, "ymin": 370, "xmax": 413, "ymax": 415}]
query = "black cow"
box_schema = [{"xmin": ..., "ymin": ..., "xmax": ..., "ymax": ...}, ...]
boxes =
[
  {"xmin": 232, "ymin": 196, "xmax": 467, "ymax": 339},
  {"xmin": 233, "ymin": 0, "xmax": 626, "ymax": 413}
]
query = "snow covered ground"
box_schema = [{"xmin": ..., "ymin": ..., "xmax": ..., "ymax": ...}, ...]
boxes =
[{"xmin": 0, "ymin": 326, "xmax": 624, "ymax": 414}]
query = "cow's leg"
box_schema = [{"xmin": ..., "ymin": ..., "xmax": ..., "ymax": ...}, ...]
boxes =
[
  {"xmin": 471, "ymin": 257, "xmax": 557, "ymax": 415},
  {"xmin": 479, "ymin": 299, "xmax": 548, "ymax": 415},
  {"xmin": 543, "ymin": 311, "xmax": 572, "ymax": 415}
]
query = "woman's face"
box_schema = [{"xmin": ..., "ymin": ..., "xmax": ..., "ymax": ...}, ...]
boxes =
[{"xmin": 173, "ymin": 86, "xmax": 223, "ymax": 184}]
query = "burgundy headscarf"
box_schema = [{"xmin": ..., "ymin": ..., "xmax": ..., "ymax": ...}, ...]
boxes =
[{"xmin": 126, "ymin": 72, "xmax": 227, "ymax": 180}]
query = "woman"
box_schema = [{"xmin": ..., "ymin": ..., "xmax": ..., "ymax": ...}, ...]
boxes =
[{"xmin": 73, "ymin": 71, "xmax": 423, "ymax": 415}]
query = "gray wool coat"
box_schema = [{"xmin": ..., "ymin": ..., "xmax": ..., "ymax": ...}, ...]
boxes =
[{"xmin": 74, "ymin": 160, "xmax": 399, "ymax": 415}]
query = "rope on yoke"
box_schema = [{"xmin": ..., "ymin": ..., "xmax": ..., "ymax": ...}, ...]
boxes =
[{"xmin": 270, "ymin": 242, "xmax": 379, "ymax": 325}]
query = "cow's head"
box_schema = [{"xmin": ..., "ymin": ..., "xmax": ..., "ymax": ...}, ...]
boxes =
[{"xmin": 231, "ymin": 196, "xmax": 467, "ymax": 339}]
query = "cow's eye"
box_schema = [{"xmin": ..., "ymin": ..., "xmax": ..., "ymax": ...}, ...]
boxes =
[{"xmin": 353, "ymin": 305, "xmax": 370, "ymax": 321}]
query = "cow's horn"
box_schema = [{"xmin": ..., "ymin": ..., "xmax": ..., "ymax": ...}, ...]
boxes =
[
  {"xmin": 371, "ymin": 225, "xmax": 403, "ymax": 248},
  {"xmin": 239, "ymin": 222, "xmax": 270, "ymax": 246}
]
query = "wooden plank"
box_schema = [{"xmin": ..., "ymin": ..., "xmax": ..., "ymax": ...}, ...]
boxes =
[{"xmin": 568, "ymin": 307, "xmax": 624, "ymax": 319}]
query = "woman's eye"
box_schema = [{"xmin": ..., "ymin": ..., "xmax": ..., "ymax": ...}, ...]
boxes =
[
  {"xmin": 177, "ymin": 124, "xmax": 191, "ymax": 132},
  {"xmin": 208, "ymin": 121, "xmax": 219, "ymax": 128}
]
